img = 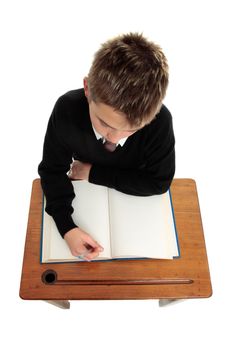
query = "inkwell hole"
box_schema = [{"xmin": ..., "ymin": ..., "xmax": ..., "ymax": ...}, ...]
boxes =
[{"xmin": 42, "ymin": 270, "xmax": 57, "ymax": 284}]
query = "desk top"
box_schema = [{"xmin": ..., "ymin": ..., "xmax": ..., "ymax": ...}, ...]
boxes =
[{"xmin": 19, "ymin": 179, "xmax": 212, "ymax": 300}]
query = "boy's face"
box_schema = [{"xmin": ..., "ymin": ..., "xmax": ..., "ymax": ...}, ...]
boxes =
[
  {"xmin": 84, "ymin": 78, "xmax": 146, "ymax": 144},
  {"xmin": 88, "ymin": 101, "xmax": 143, "ymax": 144}
]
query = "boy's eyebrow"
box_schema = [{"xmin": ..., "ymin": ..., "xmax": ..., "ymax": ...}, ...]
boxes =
[{"xmin": 96, "ymin": 115, "xmax": 140, "ymax": 132}]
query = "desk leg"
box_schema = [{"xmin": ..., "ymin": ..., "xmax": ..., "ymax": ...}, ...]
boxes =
[
  {"xmin": 44, "ymin": 300, "xmax": 70, "ymax": 309},
  {"xmin": 159, "ymin": 299, "xmax": 185, "ymax": 307}
]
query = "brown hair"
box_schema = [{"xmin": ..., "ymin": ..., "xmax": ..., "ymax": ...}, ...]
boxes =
[{"xmin": 87, "ymin": 32, "xmax": 169, "ymax": 126}]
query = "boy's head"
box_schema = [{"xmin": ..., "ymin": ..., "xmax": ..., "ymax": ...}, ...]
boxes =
[{"xmin": 84, "ymin": 32, "xmax": 169, "ymax": 143}]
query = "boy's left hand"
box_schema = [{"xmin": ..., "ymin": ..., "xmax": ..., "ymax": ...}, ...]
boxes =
[{"xmin": 68, "ymin": 160, "xmax": 92, "ymax": 180}]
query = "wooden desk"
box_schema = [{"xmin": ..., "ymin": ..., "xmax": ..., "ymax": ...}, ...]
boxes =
[{"xmin": 19, "ymin": 179, "xmax": 212, "ymax": 308}]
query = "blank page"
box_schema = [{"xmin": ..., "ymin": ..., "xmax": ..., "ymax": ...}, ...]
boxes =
[
  {"xmin": 42, "ymin": 180, "xmax": 111, "ymax": 262},
  {"xmin": 108, "ymin": 189, "xmax": 178, "ymax": 259}
]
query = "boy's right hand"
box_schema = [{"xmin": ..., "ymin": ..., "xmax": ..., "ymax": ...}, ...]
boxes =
[{"xmin": 64, "ymin": 227, "xmax": 104, "ymax": 261}]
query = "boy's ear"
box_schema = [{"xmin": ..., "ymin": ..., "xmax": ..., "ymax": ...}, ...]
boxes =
[{"xmin": 83, "ymin": 77, "xmax": 89, "ymax": 98}]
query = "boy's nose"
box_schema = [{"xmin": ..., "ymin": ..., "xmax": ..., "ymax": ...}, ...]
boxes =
[
  {"xmin": 106, "ymin": 136, "xmax": 119, "ymax": 144},
  {"xmin": 106, "ymin": 131, "xmax": 122, "ymax": 144}
]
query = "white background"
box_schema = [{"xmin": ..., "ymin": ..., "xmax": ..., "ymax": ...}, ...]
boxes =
[{"xmin": 1, "ymin": 0, "xmax": 233, "ymax": 348}]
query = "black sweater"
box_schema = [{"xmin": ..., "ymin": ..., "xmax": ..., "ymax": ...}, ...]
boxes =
[{"xmin": 38, "ymin": 88, "xmax": 175, "ymax": 237}]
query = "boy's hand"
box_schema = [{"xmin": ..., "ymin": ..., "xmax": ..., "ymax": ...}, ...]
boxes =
[
  {"xmin": 64, "ymin": 227, "xmax": 104, "ymax": 261},
  {"xmin": 68, "ymin": 160, "xmax": 92, "ymax": 181}
]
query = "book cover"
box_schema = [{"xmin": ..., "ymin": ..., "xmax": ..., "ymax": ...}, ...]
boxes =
[{"xmin": 40, "ymin": 181, "xmax": 180, "ymax": 263}]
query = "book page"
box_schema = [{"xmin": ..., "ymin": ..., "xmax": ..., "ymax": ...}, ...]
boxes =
[
  {"xmin": 108, "ymin": 189, "xmax": 179, "ymax": 259},
  {"xmin": 43, "ymin": 210, "xmax": 76, "ymax": 262},
  {"xmin": 42, "ymin": 180, "xmax": 111, "ymax": 262}
]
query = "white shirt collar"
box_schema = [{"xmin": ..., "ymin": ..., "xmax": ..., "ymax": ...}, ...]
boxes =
[{"xmin": 92, "ymin": 125, "xmax": 128, "ymax": 147}]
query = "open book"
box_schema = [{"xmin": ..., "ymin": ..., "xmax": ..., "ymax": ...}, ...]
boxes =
[{"xmin": 41, "ymin": 181, "xmax": 180, "ymax": 263}]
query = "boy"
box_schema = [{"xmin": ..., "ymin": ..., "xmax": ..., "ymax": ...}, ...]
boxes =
[{"xmin": 38, "ymin": 32, "xmax": 175, "ymax": 261}]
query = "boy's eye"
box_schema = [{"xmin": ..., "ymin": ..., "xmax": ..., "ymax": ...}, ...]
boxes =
[
  {"xmin": 99, "ymin": 119, "xmax": 111, "ymax": 128},
  {"xmin": 100, "ymin": 120, "xmax": 107, "ymax": 127}
]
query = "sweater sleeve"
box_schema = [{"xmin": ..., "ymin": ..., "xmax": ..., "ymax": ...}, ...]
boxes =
[
  {"xmin": 38, "ymin": 97, "xmax": 77, "ymax": 237},
  {"xmin": 89, "ymin": 109, "xmax": 175, "ymax": 196}
]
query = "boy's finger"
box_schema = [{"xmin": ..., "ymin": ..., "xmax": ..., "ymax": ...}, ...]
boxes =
[
  {"xmin": 85, "ymin": 250, "xmax": 101, "ymax": 260},
  {"xmin": 84, "ymin": 235, "xmax": 104, "ymax": 251},
  {"xmin": 83, "ymin": 243, "xmax": 94, "ymax": 251}
]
